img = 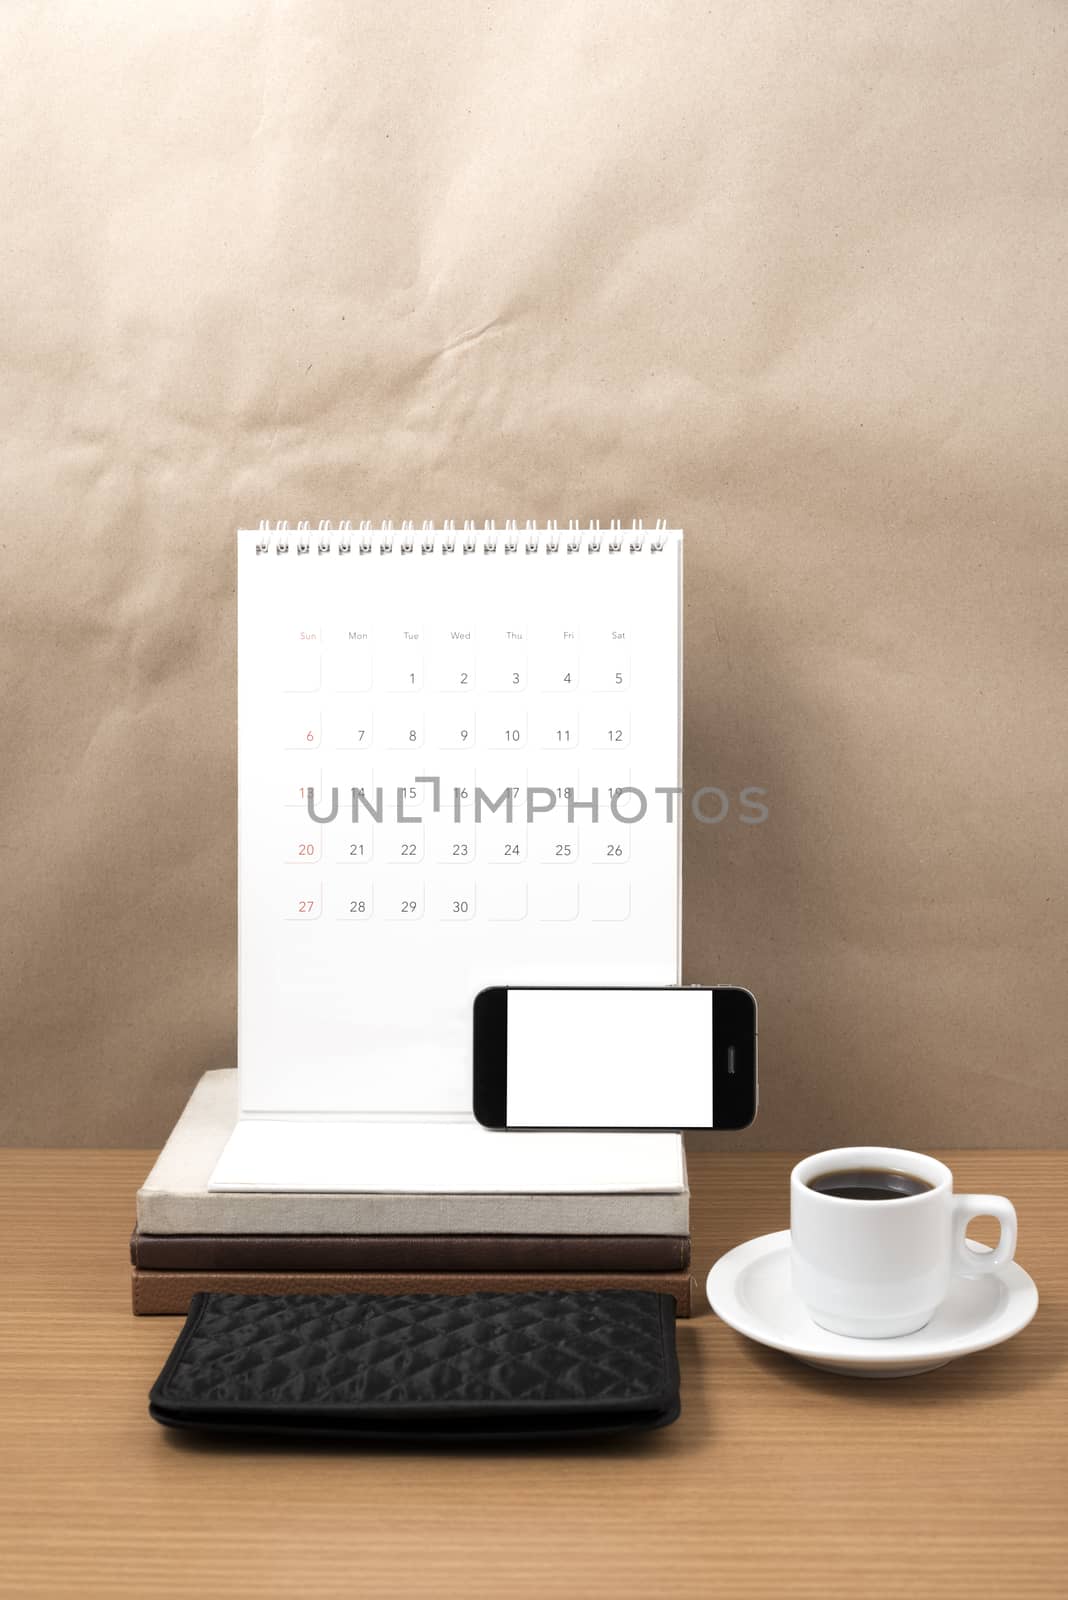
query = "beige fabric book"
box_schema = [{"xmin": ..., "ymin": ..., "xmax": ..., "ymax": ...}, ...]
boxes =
[{"xmin": 137, "ymin": 1071, "xmax": 690, "ymax": 1237}]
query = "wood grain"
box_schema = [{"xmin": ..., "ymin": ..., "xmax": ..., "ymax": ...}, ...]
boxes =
[{"xmin": 0, "ymin": 1150, "xmax": 1064, "ymax": 1599}]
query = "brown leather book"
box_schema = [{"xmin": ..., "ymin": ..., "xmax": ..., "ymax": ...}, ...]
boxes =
[
  {"xmin": 131, "ymin": 1267, "xmax": 694, "ymax": 1317},
  {"xmin": 130, "ymin": 1229, "xmax": 691, "ymax": 1274}
]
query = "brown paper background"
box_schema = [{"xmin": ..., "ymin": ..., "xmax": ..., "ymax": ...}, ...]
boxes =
[{"xmin": 2, "ymin": 2, "xmax": 1065, "ymax": 1149}]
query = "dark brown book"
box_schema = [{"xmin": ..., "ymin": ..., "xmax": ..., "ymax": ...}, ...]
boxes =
[
  {"xmin": 131, "ymin": 1267, "xmax": 694, "ymax": 1317},
  {"xmin": 130, "ymin": 1229, "xmax": 690, "ymax": 1274}
]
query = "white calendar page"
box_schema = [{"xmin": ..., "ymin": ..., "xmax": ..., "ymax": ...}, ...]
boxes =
[{"xmin": 236, "ymin": 524, "xmax": 682, "ymax": 1118}]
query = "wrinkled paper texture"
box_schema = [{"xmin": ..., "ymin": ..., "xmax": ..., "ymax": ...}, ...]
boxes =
[{"xmin": 2, "ymin": 1, "xmax": 1065, "ymax": 1146}]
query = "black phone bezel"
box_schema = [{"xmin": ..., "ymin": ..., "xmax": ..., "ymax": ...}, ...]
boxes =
[
  {"xmin": 710, "ymin": 985, "xmax": 758, "ymax": 1130},
  {"xmin": 472, "ymin": 986, "xmax": 509, "ymax": 1129},
  {"xmin": 471, "ymin": 985, "xmax": 757, "ymax": 1131}
]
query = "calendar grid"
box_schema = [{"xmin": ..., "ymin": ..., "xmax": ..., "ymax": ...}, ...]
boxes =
[{"xmin": 237, "ymin": 526, "xmax": 682, "ymax": 1115}]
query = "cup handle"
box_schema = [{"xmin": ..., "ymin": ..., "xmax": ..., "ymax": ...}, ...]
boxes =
[{"xmin": 952, "ymin": 1194, "xmax": 1017, "ymax": 1276}]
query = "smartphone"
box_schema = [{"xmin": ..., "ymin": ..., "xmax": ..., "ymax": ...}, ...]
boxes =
[{"xmin": 472, "ymin": 985, "xmax": 756, "ymax": 1131}]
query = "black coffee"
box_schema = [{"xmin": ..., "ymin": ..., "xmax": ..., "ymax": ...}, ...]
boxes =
[{"xmin": 806, "ymin": 1168, "xmax": 934, "ymax": 1202}]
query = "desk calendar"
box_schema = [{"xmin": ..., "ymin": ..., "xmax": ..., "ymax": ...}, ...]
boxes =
[{"xmin": 212, "ymin": 522, "xmax": 682, "ymax": 1190}]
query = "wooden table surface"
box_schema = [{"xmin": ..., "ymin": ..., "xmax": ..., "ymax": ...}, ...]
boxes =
[{"xmin": 0, "ymin": 1149, "xmax": 1064, "ymax": 1599}]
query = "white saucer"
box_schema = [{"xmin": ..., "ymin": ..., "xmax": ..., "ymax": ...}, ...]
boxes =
[{"xmin": 706, "ymin": 1230, "xmax": 1038, "ymax": 1378}]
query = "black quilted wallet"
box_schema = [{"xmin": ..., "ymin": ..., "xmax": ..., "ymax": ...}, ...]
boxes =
[{"xmin": 149, "ymin": 1289, "xmax": 680, "ymax": 1442}]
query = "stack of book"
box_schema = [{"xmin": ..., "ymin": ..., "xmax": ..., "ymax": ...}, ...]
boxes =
[{"xmin": 133, "ymin": 1071, "xmax": 693, "ymax": 1315}]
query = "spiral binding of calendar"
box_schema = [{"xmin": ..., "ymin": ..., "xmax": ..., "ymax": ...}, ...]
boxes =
[{"xmin": 252, "ymin": 520, "xmax": 674, "ymax": 556}]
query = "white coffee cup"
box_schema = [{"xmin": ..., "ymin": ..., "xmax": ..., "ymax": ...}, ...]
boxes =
[{"xmin": 790, "ymin": 1146, "xmax": 1017, "ymax": 1339}]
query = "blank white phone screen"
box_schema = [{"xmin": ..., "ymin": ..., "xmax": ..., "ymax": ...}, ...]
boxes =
[{"xmin": 505, "ymin": 989, "xmax": 715, "ymax": 1128}]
